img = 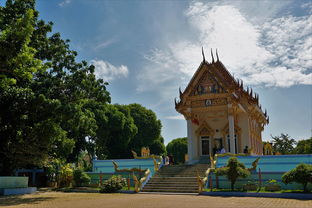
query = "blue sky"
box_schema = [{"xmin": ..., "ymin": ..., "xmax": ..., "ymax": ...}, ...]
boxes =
[{"xmin": 22, "ymin": 0, "xmax": 312, "ymax": 144}]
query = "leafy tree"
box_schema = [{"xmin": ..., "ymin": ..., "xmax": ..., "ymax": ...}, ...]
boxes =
[
  {"xmin": 127, "ymin": 103, "xmax": 164, "ymax": 155},
  {"xmin": 0, "ymin": 0, "xmax": 110, "ymax": 175},
  {"xmin": 282, "ymin": 163, "xmax": 312, "ymax": 192},
  {"xmin": 150, "ymin": 136, "xmax": 166, "ymax": 156},
  {"xmin": 73, "ymin": 168, "xmax": 91, "ymax": 187},
  {"xmin": 214, "ymin": 157, "xmax": 250, "ymax": 191},
  {"xmin": 166, "ymin": 137, "xmax": 187, "ymax": 164},
  {"xmin": 94, "ymin": 104, "xmax": 137, "ymax": 159},
  {"xmin": 271, "ymin": 133, "xmax": 297, "ymax": 154},
  {"xmin": 293, "ymin": 138, "xmax": 312, "ymax": 154}
]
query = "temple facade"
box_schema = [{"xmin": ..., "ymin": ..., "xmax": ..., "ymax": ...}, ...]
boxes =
[{"xmin": 175, "ymin": 49, "xmax": 269, "ymax": 163}]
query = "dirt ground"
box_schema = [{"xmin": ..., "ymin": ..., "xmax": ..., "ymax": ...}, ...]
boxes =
[{"xmin": 0, "ymin": 192, "xmax": 311, "ymax": 208}]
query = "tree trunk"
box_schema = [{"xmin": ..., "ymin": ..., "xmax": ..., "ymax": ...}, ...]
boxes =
[
  {"xmin": 231, "ymin": 181, "xmax": 234, "ymax": 191},
  {"xmin": 303, "ymin": 183, "xmax": 308, "ymax": 192}
]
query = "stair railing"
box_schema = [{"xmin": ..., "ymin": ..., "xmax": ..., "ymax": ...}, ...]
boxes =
[
  {"xmin": 131, "ymin": 150, "xmax": 163, "ymax": 172},
  {"xmin": 196, "ymin": 154, "xmax": 216, "ymax": 193},
  {"xmin": 132, "ymin": 169, "xmax": 151, "ymax": 192},
  {"xmin": 112, "ymin": 161, "xmax": 151, "ymax": 193}
]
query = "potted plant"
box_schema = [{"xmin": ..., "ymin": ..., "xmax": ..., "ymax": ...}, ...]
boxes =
[
  {"xmin": 243, "ymin": 180, "xmax": 258, "ymax": 191},
  {"xmin": 265, "ymin": 179, "xmax": 281, "ymax": 192}
]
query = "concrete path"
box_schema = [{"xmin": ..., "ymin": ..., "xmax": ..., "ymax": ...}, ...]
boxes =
[{"xmin": 0, "ymin": 192, "xmax": 311, "ymax": 208}]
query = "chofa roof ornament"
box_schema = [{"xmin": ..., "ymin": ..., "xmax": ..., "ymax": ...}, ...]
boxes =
[{"xmin": 202, "ymin": 46, "xmax": 205, "ymax": 62}]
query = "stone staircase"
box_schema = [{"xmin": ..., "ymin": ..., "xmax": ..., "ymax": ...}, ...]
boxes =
[{"xmin": 141, "ymin": 163, "xmax": 209, "ymax": 193}]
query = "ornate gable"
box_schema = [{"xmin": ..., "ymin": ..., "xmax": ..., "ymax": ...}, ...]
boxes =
[
  {"xmin": 190, "ymin": 70, "xmax": 227, "ymax": 96},
  {"xmin": 195, "ymin": 121, "xmax": 213, "ymax": 136},
  {"xmin": 175, "ymin": 49, "xmax": 269, "ymax": 126},
  {"xmin": 181, "ymin": 53, "xmax": 235, "ymax": 99}
]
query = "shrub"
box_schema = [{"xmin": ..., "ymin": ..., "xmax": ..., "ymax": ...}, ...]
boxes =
[
  {"xmin": 214, "ymin": 157, "xmax": 250, "ymax": 191},
  {"xmin": 264, "ymin": 179, "xmax": 281, "ymax": 192},
  {"xmin": 73, "ymin": 168, "xmax": 91, "ymax": 187},
  {"xmin": 243, "ymin": 181, "xmax": 258, "ymax": 191},
  {"xmin": 58, "ymin": 163, "xmax": 74, "ymax": 187},
  {"xmin": 282, "ymin": 163, "xmax": 312, "ymax": 192},
  {"xmin": 99, "ymin": 175, "xmax": 126, "ymax": 193}
]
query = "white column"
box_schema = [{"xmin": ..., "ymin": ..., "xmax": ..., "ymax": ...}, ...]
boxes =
[
  {"xmin": 187, "ymin": 120, "xmax": 194, "ymax": 161},
  {"xmin": 228, "ymin": 115, "xmax": 236, "ymax": 154}
]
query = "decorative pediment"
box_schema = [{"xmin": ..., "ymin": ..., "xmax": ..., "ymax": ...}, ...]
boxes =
[
  {"xmin": 190, "ymin": 70, "xmax": 227, "ymax": 96},
  {"xmin": 182, "ymin": 60, "xmax": 235, "ymax": 99},
  {"xmin": 195, "ymin": 120, "xmax": 213, "ymax": 136}
]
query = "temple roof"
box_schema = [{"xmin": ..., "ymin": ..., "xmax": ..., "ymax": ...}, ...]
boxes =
[{"xmin": 175, "ymin": 48, "xmax": 269, "ymax": 124}]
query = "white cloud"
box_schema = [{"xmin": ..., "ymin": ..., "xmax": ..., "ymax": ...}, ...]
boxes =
[
  {"xmin": 58, "ymin": 0, "xmax": 71, "ymax": 7},
  {"xmin": 165, "ymin": 115, "xmax": 185, "ymax": 120},
  {"xmin": 90, "ymin": 60, "xmax": 129, "ymax": 81},
  {"xmin": 137, "ymin": 1, "xmax": 312, "ymax": 97},
  {"xmin": 94, "ymin": 38, "xmax": 116, "ymax": 50}
]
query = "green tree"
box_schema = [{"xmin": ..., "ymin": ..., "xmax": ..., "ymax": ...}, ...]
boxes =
[
  {"xmin": 0, "ymin": 2, "xmax": 70, "ymax": 175},
  {"xmin": 94, "ymin": 104, "xmax": 137, "ymax": 159},
  {"xmin": 214, "ymin": 157, "xmax": 250, "ymax": 191},
  {"xmin": 293, "ymin": 138, "xmax": 312, "ymax": 154},
  {"xmin": 166, "ymin": 137, "xmax": 187, "ymax": 164},
  {"xmin": 127, "ymin": 103, "xmax": 164, "ymax": 155},
  {"xmin": 282, "ymin": 163, "xmax": 312, "ymax": 192},
  {"xmin": 150, "ymin": 136, "xmax": 166, "ymax": 156},
  {"xmin": 0, "ymin": 0, "xmax": 110, "ymax": 175},
  {"xmin": 271, "ymin": 133, "xmax": 297, "ymax": 154},
  {"xmin": 73, "ymin": 168, "xmax": 91, "ymax": 187}
]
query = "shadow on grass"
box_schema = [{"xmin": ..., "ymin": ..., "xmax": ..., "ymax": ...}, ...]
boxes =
[{"xmin": 0, "ymin": 195, "xmax": 55, "ymax": 206}]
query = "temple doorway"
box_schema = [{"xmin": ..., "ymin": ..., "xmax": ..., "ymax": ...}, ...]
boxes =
[{"xmin": 200, "ymin": 136, "xmax": 210, "ymax": 156}]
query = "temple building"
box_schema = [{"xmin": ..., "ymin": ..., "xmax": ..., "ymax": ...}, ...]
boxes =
[{"xmin": 175, "ymin": 49, "xmax": 269, "ymax": 163}]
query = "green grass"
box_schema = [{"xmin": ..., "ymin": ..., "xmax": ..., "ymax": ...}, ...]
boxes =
[{"xmin": 121, "ymin": 186, "xmax": 135, "ymax": 191}]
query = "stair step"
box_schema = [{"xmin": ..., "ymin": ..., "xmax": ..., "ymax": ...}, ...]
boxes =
[
  {"xmin": 142, "ymin": 163, "xmax": 209, "ymax": 193},
  {"xmin": 142, "ymin": 188, "xmax": 198, "ymax": 193}
]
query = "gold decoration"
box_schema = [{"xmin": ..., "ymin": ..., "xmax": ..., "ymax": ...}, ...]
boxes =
[
  {"xmin": 197, "ymin": 154, "xmax": 215, "ymax": 193},
  {"xmin": 112, "ymin": 161, "xmax": 146, "ymax": 173},
  {"xmin": 195, "ymin": 120, "xmax": 213, "ymax": 136},
  {"xmin": 132, "ymin": 169, "xmax": 151, "ymax": 193},
  {"xmin": 131, "ymin": 150, "xmax": 162, "ymax": 172},
  {"xmin": 247, "ymin": 157, "xmax": 260, "ymax": 171}
]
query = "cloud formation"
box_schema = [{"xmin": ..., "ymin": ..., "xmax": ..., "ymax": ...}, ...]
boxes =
[
  {"xmin": 165, "ymin": 115, "xmax": 185, "ymax": 120},
  {"xmin": 58, "ymin": 0, "xmax": 71, "ymax": 7},
  {"xmin": 90, "ymin": 60, "xmax": 129, "ymax": 81},
  {"xmin": 137, "ymin": 1, "xmax": 312, "ymax": 98}
]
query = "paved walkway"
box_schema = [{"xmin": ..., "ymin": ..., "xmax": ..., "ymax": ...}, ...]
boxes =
[{"xmin": 0, "ymin": 192, "xmax": 311, "ymax": 208}]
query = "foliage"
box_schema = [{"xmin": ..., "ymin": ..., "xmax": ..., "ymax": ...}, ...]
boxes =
[
  {"xmin": 73, "ymin": 168, "xmax": 91, "ymax": 187},
  {"xmin": 0, "ymin": 0, "xmax": 110, "ymax": 174},
  {"xmin": 45, "ymin": 158, "xmax": 61, "ymax": 184},
  {"xmin": 282, "ymin": 163, "xmax": 312, "ymax": 192},
  {"xmin": 266, "ymin": 179, "xmax": 278, "ymax": 185},
  {"xmin": 58, "ymin": 163, "xmax": 74, "ymax": 187},
  {"xmin": 93, "ymin": 104, "xmax": 137, "ymax": 159},
  {"xmin": 77, "ymin": 151, "xmax": 92, "ymax": 172},
  {"xmin": 149, "ymin": 136, "xmax": 167, "ymax": 156},
  {"xmin": 214, "ymin": 157, "xmax": 250, "ymax": 191},
  {"xmin": 271, "ymin": 134, "xmax": 296, "ymax": 154},
  {"xmin": 293, "ymin": 138, "xmax": 312, "ymax": 154},
  {"xmin": 99, "ymin": 175, "xmax": 126, "ymax": 193},
  {"xmin": 0, "ymin": 0, "xmax": 165, "ymax": 175},
  {"xmin": 264, "ymin": 179, "xmax": 281, "ymax": 192},
  {"xmin": 127, "ymin": 104, "xmax": 164, "ymax": 156},
  {"xmin": 166, "ymin": 137, "xmax": 187, "ymax": 164}
]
